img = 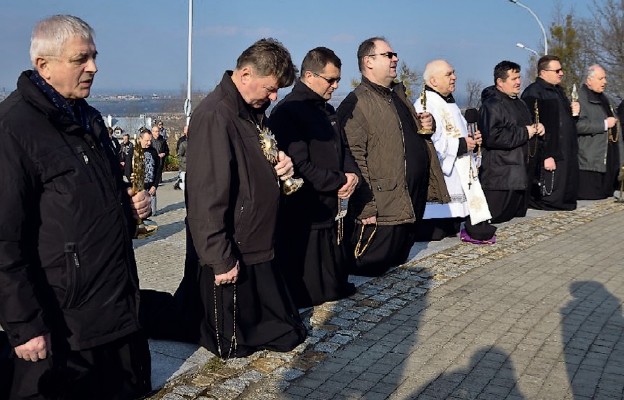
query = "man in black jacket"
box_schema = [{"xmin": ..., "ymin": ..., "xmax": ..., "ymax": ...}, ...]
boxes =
[
  {"xmin": 478, "ymin": 61, "xmax": 545, "ymax": 223},
  {"xmin": 139, "ymin": 129, "xmax": 160, "ymax": 215},
  {"xmin": 179, "ymin": 38, "xmax": 306, "ymax": 358},
  {"xmin": 0, "ymin": 15, "xmax": 152, "ymax": 399},
  {"xmin": 521, "ymin": 55, "xmax": 579, "ymax": 211},
  {"xmin": 151, "ymin": 124, "xmax": 169, "ymax": 187},
  {"xmin": 269, "ymin": 47, "xmax": 359, "ymax": 308}
]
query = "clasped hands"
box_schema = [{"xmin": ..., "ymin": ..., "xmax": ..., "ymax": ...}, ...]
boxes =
[{"xmin": 528, "ymin": 122, "xmax": 545, "ymax": 138}]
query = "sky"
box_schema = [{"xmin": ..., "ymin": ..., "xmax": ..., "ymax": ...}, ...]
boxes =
[{"xmin": 0, "ymin": 0, "xmax": 595, "ymax": 103}]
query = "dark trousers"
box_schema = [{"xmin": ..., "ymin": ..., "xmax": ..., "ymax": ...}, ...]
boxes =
[
  {"xmin": 484, "ymin": 189, "xmax": 528, "ymax": 224},
  {"xmin": 7, "ymin": 331, "xmax": 151, "ymax": 400},
  {"xmin": 347, "ymin": 221, "xmax": 415, "ymax": 277}
]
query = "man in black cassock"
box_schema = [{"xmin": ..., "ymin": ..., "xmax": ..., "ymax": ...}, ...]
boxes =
[
  {"xmin": 269, "ymin": 47, "xmax": 359, "ymax": 308},
  {"xmin": 522, "ymin": 55, "xmax": 580, "ymax": 210}
]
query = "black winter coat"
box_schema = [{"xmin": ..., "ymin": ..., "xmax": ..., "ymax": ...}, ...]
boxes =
[
  {"xmin": 521, "ymin": 78, "xmax": 578, "ymax": 163},
  {"xmin": 478, "ymin": 86, "xmax": 533, "ymax": 190},
  {"xmin": 0, "ymin": 71, "xmax": 141, "ymax": 350},
  {"xmin": 268, "ymin": 80, "xmax": 361, "ymax": 228},
  {"xmin": 185, "ymin": 71, "xmax": 281, "ymax": 275}
]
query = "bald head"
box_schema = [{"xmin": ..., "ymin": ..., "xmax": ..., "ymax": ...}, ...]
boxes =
[{"xmin": 423, "ymin": 59, "xmax": 456, "ymax": 96}]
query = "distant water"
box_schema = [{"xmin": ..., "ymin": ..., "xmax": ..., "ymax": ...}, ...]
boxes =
[
  {"xmin": 89, "ymin": 98, "xmax": 186, "ymax": 117},
  {"xmin": 61, "ymin": 91, "xmax": 360, "ymax": 117}
]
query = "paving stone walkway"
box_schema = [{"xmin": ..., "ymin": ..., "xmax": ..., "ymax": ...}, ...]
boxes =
[{"xmin": 142, "ymin": 174, "xmax": 624, "ymax": 399}]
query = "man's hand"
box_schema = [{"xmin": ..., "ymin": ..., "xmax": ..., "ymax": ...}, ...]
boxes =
[
  {"xmin": 571, "ymin": 101, "xmax": 580, "ymax": 116},
  {"xmin": 15, "ymin": 333, "xmax": 51, "ymax": 362},
  {"xmin": 361, "ymin": 216, "xmax": 377, "ymax": 225},
  {"xmin": 338, "ymin": 173, "xmax": 359, "ymax": 199},
  {"xmin": 606, "ymin": 116, "xmax": 617, "ymax": 129},
  {"xmin": 466, "ymin": 136, "xmax": 477, "ymax": 151},
  {"xmin": 127, "ymin": 188, "xmax": 151, "ymax": 220},
  {"xmin": 417, "ymin": 112, "xmax": 434, "ymax": 131},
  {"xmin": 214, "ymin": 262, "xmax": 240, "ymax": 286},
  {"xmin": 274, "ymin": 151, "xmax": 294, "ymax": 180},
  {"xmin": 472, "ymin": 130, "xmax": 482, "ymax": 145},
  {"xmin": 544, "ymin": 157, "xmax": 556, "ymax": 171},
  {"xmin": 158, "ymin": 153, "xmax": 165, "ymax": 159},
  {"xmin": 527, "ymin": 123, "xmax": 545, "ymax": 138}
]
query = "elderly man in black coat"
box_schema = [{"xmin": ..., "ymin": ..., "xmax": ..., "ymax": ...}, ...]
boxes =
[{"xmin": 0, "ymin": 15, "xmax": 152, "ymax": 399}]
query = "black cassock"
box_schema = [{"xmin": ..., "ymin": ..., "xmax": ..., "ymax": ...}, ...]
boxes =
[{"xmin": 522, "ymin": 79, "xmax": 579, "ymax": 210}]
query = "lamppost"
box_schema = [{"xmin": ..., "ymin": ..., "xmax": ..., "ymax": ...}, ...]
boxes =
[
  {"xmin": 516, "ymin": 42, "xmax": 539, "ymax": 56},
  {"xmin": 508, "ymin": 0, "xmax": 548, "ymax": 55},
  {"xmin": 184, "ymin": 0, "xmax": 193, "ymax": 126}
]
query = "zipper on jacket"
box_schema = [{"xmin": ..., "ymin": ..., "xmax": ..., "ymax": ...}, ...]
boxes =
[
  {"xmin": 394, "ymin": 110, "xmax": 416, "ymax": 220},
  {"xmin": 76, "ymin": 143, "xmax": 110, "ymax": 202},
  {"xmin": 64, "ymin": 242, "xmax": 81, "ymax": 308}
]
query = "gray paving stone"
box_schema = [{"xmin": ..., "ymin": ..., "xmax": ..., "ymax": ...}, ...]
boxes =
[{"xmin": 144, "ymin": 190, "xmax": 624, "ymax": 399}]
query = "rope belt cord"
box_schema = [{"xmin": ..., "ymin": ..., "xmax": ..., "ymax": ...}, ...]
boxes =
[{"xmin": 354, "ymin": 222, "xmax": 377, "ymax": 259}]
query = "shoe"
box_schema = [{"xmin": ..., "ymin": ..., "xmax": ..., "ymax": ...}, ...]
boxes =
[
  {"xmin": 460, "ymin": 229, "xmax": 496, "ymax": 245},
  {"xmin": 173, "ymin": 183, "xmax": 180, "ymax": 190}
]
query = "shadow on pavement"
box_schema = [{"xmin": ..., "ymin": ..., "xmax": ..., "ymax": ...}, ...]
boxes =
[
  {"xmin": 133, "ymin": 220, "xmax": 185, "ymax": 249},
  {"xmin": 413, "ymin": 346, "xmax": 525, "ymax": 399},
  {"xmin": 561, "ymin": 281, "xmax": 624, "ymax": 399},
  {"xmin": 156, "ymin": 201, "xmax": 186, "ymax": 216}
]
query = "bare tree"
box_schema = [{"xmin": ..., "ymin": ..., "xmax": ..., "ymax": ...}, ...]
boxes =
[
  {"xmin": 398, "ymin": 62, "xmax": 420, "ymax": 103},
  {"xmin": 350, "ymin": 77, "xmax": 360, "ymax": 89},
  {"xmin": 549, "ymin": 10, "xmax": 585, "ymax": 93},
  {"xmin": 579, "ymin": 0, "xmax": 624, "ymax": 96},
  {"xmin": 464, "ymin": 79, "xmax": 485, "ymax": 109},
  {"xmin": 348, "ymin": 62, "xmax": 420, "ymax": 103}
]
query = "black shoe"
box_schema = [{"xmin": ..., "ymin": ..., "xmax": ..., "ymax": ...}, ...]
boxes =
[{"xmin": 173, "ymin": 183, "xmax": 181, "ymax": 190}]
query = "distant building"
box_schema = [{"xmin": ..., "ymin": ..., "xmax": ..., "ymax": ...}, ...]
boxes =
[{"xmin": 105, "ymin": 115, "xmax": 153, "ymax": 139}]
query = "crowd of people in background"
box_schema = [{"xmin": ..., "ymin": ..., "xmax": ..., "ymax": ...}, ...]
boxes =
[{"xmin": 1, "ymin": 14, "xmax": 623, "ymax": 400}]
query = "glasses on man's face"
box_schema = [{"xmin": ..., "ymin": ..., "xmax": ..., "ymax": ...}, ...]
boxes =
[
  {"xmin": 310, "ymin": 71, "xmax": 341, "ymax": 85},
  {"xmin": 545, "ymin": 68, "xmax": 564, "ymax": 74},
  {"xmin": 367, "ymin": 52, "xmax": 398, "ymax": 60}
]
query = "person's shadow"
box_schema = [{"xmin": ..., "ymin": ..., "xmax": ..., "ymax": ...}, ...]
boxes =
[
  {"xmin": 561, "ymin": 281, "xmax": 624, "ymax": 399},
  {"xmin": 413, "ymin": 346, "xmax": 525, "ymax": 399}
]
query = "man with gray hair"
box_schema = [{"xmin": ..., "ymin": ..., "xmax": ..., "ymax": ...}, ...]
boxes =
[
  {"xmin": 0, "ymin": 15, "xmax": 152, "ymax": 399},
  {"xmin": 414, "ymin": 59, "xmax": 496, "ymax": 244},
  {"xmin": 576, "ymin": 64, "xmax": 621, "ymax": 199}
]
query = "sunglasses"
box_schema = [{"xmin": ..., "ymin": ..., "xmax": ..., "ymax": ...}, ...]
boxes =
[
  {"xmin": 367, "ymin": 52, "xmax": 398, "ymax": 59},
  {"xmin": 545, "ymin": 68, "xmax": 563, "ymax": 74},
  {"xmin": 310, "ymin": 71, "xmax": 341, "ymax": 85}
]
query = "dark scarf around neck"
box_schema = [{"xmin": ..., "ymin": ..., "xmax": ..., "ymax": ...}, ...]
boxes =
[{"xmin": 29, "ymin": 70, "xmax": 92, "ymax": 133}]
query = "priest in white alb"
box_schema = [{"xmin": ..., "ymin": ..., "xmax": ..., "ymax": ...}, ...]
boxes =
[{"xmin": 414, "ymin": 59, "xmax": 496, "ymax": 244}]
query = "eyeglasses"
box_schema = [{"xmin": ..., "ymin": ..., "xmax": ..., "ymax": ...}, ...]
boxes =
[
  {"xmin": 310, "ymin": 71, "xmax": 341, "ymax": 85},
  {"xmin": 367, "ymin": 52, "xmax": 398, "ymax": 59},
  {"xmin": 545, "ymin": 68, "xmax": 563, "ymax": 74}
]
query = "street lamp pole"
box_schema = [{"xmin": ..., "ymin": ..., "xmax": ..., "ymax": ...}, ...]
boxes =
[
  {"xmin": 184, "ymin": 0, "xmax": 193, "ymax": 126},
  {"xmin": 516, "ymin": 42, "xmax": 539, "ymax": 56},
  {"xmin": 508, "ymin": 0, "xmax": 548, "ymax": 55}
]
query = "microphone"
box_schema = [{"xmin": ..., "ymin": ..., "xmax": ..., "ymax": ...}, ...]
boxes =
[
  {"xmin": 464, "ymin": 108, "xmax": 479, "ymax": 137},
  {"xmin": 464, "ymin": 108, "xmax": 480, "ymax": 157}
]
